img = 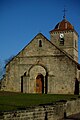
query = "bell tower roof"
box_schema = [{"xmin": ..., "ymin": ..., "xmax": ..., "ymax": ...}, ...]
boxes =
[
  {"xmin": 50, "ymin": 19, "xmax": 74, "ymax": 33},
  {"xmin": 50, "ymin": 16, "xmax": 79, "ymax": 62}
]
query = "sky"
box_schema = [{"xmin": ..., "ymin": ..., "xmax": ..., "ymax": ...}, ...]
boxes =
[{"xmin": 0, "ymin": 0, "xmax": 80, "ymax": 67}]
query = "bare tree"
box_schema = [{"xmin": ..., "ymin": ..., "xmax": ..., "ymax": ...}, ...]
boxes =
[{"xmin": 0, "ymin": 56, "xmax": 14, "ymax": 79}]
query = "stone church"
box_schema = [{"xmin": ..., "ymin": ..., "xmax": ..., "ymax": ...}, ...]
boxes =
[{"xmin": 1, "ymin": 16, "xmax": 80, "ymax": 94}]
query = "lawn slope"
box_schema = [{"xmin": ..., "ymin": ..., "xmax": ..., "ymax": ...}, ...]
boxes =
[{"xmin": 0, "ymin": 91, "xmax": 79, "ymax": 111}]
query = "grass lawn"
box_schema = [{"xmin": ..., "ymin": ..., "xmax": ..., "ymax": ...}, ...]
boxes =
[{"xmin": 0, "ymin": 91, "xmax": 79, "ymax": 112}]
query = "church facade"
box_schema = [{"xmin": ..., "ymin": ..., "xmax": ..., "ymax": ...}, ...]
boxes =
[{"xmin": 1, "ymin": 17, "xmax": 80, "ymax": 94}]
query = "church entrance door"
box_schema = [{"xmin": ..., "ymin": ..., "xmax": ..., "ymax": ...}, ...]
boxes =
[{"xmin": 36, "ymin": 74, "xmax": 44, "ymax": 94}]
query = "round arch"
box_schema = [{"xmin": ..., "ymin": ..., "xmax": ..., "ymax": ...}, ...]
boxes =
[
  {"xmin": 28, "ymin": 64, "xmax": 47, "ymax": 77},
  {"xmin": 28, "ymin": 64, "xmax": 48, "ymax": 94}
]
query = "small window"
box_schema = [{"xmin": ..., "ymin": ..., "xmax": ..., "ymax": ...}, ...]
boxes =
[
  {"xmin": 60, "ymin": 38, "xmax": 64, "ymax": 45},
  {"xmin": 39, "ymin": 40, "xmax": 42, "ymax": 47}
]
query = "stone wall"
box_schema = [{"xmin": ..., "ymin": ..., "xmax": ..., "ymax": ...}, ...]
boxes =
[
  {"xmin": 50, "ymin": 30, "xmax": 78, "ymax": 62},
  {"xmin": 1, "ymin": 33, "xmax": 78, "ymax": 94},
  {"xmin": 0, "ymin": 99, "xmax": 80, "ymax": 120}
]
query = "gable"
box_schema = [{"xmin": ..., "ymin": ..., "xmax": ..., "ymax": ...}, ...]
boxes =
[
  {"xmin": 17, "ymin": 33, "xmax": 64, "ymax": 58},
  {"xmin": 5, "ymin": 33, "xmax": 79, "ymax": 67}
]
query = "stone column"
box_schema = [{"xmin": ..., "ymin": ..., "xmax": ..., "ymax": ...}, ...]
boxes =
[
  {"xmin": 44, "ymin": 76, "xmax": 45, "ymax": 94},
  {"xmin": 23, "ymin": 76, "xmax": 29, "ymax": 93}
]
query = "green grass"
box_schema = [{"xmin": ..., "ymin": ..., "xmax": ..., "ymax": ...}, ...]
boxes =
[{"xmin": 0, "ymin": 91, "xmax": 79, "ymax": 112}]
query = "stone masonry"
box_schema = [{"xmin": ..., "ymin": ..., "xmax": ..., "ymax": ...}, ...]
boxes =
[{"xmin": 0, "ymin": 99, "xmax": 80, "ymax": 120}]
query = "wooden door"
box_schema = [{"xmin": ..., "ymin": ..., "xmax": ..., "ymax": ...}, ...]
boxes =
[{"xmin": 36, "ymin": 74, "xmax": 44, "ymax": 93}]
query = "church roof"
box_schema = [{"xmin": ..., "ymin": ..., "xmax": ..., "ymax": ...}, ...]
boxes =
[{"xmin": 50, "ymin": 19, "xmax": 74, "ymax": 33}]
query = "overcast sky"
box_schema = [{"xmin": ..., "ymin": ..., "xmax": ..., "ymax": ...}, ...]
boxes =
[{"xmin": 0, "ymin": 0, "xmax": 80, "ymax": 67}]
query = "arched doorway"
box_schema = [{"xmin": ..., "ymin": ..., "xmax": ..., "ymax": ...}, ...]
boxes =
[
  {"xmin": 36, "ymin": 74, "xmax": 44, "ymax": 94},
  {"xmin": 29, "ymin": 65, "xmax": 48, "ymax": 94}
]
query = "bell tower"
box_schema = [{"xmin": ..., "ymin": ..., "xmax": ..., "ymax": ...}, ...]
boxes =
[{"xmin": 50, "ymin": 16, "xmax": 79, "ymax": 62}]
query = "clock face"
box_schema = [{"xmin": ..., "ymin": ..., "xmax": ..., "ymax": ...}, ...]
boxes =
[{"xmin": 60, "ymin": 33, "xmax": 64, "ymax": 38}]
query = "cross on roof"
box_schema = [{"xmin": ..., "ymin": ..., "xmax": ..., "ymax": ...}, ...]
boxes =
[{"xmin": 63, "ymin": 7, "xmax": 67, "ymax": 19}]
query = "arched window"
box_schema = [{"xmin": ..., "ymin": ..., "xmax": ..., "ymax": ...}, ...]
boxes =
[
  {"xmin": 39, "ymin": 40, "xmax": 42, "ymax": 47},
  {"xmin": 60, "ymin": 38, "xmax": 64, "ymax": 45}
]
